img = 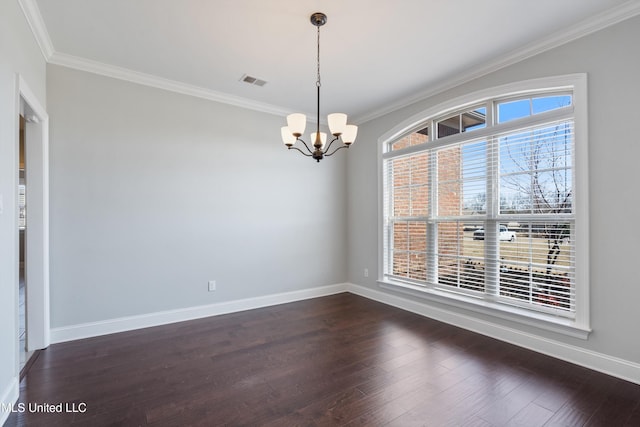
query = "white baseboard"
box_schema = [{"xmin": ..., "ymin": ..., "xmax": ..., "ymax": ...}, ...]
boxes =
[
  {"xmin": 347, "ymin": 283, "xmax": 640, "ymax": 385},
  {"xmin": 0, "ymin": 376, "xmax": 19, "ymax": 426},
  {"xmin": 48, "ymin": 281, "xmax": 639, "ymax": 386},
  {"xmin": 51, "ymin": 283, "xmax": 349, "ymax": 344}
]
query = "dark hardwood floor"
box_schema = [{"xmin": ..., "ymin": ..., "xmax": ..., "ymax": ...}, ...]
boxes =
[{"xmin": 6, "ymin": 293, "xmax": 640, "ymax": 426}]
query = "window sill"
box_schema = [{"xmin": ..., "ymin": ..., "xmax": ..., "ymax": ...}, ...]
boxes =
[{"xmin": 378, "ymin": 278, "xmax": 591, "ymax": 340}]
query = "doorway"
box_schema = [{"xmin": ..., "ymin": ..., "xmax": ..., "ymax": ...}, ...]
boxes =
[
  {"xmin": 18, "ymin": 114, "xmax": 33, "ymax": 373},
  {"xmin": 16, "ymin": 75, "xmax": 50, "ymax": 377}
]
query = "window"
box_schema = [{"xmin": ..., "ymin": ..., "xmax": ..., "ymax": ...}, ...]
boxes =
[{"xmin": 379, "ymin": 75, "xmax": 589, "ymax": 336}]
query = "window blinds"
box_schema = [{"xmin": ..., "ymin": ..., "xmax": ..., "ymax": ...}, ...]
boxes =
[{"xmin": 383, "ymin": 118, "xmax": 576, "ymax": 316}]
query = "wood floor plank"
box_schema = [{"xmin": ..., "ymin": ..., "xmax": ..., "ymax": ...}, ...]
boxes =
[
  {"xmin": 508, "ymin": 402, "xmax": 555, "ymax": 426},
  {"xmin": 623, "ymin": 401, "xmax": 640, "ymax": 427},
  {"xmin": 6, "ymin": 293, "xmax": 640, "ymax": 426}
]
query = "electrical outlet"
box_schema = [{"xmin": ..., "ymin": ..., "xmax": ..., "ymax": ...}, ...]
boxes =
[
  {"xmin": 208, "ymin": 280, "xmax": 216, "ymax": 292},
  {"xmin": 364, "ymin": 268, "xmax": 369, "ymax": 278}
]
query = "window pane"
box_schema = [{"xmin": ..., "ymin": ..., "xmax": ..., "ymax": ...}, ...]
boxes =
[
  {"xmin": 438, "ymin": 115, "xmax": 460, "ymax": 138},
  {"xmin": 533, "ymin": 124, "xmax": 573, "ymax": 170},
  {"xmin": 410, "ymin": 153, "xmax": 429, "ymax": 185},
  {"xmin": 408, "ymin": 221, "xmax": 427, "ymax": 252},
  {"xmin": 501, "ymin": 174, "xmax": 532, "ymax": 214},
  {"xmin": 391, "ymin": 220, "xmax": 428, "ymax": 281},
  {"xmin": 391, "ymin": 135, "xmax": 410, "ymax": 151},
  {"xmin": 499, "ymin": 221, "xmax": 574, "ymax": 312},
  {"xmin": 464, "ymin": 187, "xmax": 486, "ymax": 215},
  {"xmin": 532, "ymin": 95, "xmax": 572, "ymax": 114},
  {"xmin": 499, "ymin": 129, "xmax": 530, "ymax": 167},
  {"xmin": 439, "ymin": 141, "xmax": 486, "ymax": 216},
  {"xmin": 497, "ymin": 99, "xmax": 530, "ymax": 123},
  {"xmin": 390, "ymin": 221, "xmax": 405, "ymax": 280},
  {"xmin": 437, "ymin": 108, "xmax": 486, "ymax": 138},
  {"xmin": 409, "ymin": 153, "xmax": 429, "ymax": 216},
  {"xmin": 462, "ymin": 140, "xmax": 487, "ymax": 215},
  {"xmin": 437, "ymin": 221, "xmax": 484, "ymax": 292},
  {"xmin": 463, "ymin": 107, "xmax": 486, "ymax": 132},
  {"xmin": 408, "ymin": 252, "xmax": 427, "ymax": 280},
  {"xmin": 393, "ymin": 222, "xmax": 408, "ymax": 250},
  {"xmin": 499, "ymin": 122, "xmax": 573, "ymax": 215},
  {"xmin": 393, "ymin": 186, "xmax": 410, "ymax": 216},
  {"xmin": 437, "ymin": 146, "xmax": 461, "ymax": 216},
  {"xmin": 391, "ymin": 126, "xmax": 429, "ymax": 151},
  {"xmin": 412, "ymin": 185, "xmax": 429, "ymax": 216},
  {"xmin": 391, "ymin": 154, "xmax": 429, "ymax": 217},
  {"xmin": 393, "ymin": 251, "xmax": 409, "ymax": 277},
  {"xmin": 391, "ymin": 157, "xmax": 410, "ymax": 216},
  {"xmin": 462, "ymin": 140, "xmax": 487, "ymax": 180},
  {"xmin": 533, "ymin": 171, "xmax": 572, "ymax": 214},
  {"xmin": 498, "ymin": 95, "xmax": 572, "ymax": 124},
  {"xmin": 412, "ymin": 127, "xmax": 429, "ymax": 145}
]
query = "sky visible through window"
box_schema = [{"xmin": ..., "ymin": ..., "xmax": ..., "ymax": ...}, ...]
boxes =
[{"xmin": 498, "ymin": 95, "xmax": 571, "ymax": 123}]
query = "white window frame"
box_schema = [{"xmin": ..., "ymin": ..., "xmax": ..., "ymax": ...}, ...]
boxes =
[{"xmin": 377, "ymin": 74, "xmax": 590, "ymax": 339}]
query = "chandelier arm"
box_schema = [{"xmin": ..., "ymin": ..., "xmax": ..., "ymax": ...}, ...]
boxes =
[
  {"xmin": 323, "ymin": 135, "xmax": 341, "ymax": 154},
  {"xmin": 324, "ymin": 144, "xmax": 349, "ymax": 157},
  {"xmin": 288, "ymin": 146, "xmax": 313, "ymax": 157},
  {"xmin": 296, "ymin": 137, "xmax": 314, "ymax": 154}
]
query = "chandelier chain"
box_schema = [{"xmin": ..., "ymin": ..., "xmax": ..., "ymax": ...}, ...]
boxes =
[{"xmin": 316, "ymin": 25, "xmax": 321, "ymax": 88}]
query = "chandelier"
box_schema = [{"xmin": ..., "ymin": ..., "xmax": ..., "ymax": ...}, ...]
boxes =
[{"xmin": 280, "ymin": 12, "xmax": 358, "ymax": 162}]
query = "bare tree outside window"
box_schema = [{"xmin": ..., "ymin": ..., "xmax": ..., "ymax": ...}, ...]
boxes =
[{"xmin": 499, "ymin": 121, "xmax": 574, "ymax": 307}]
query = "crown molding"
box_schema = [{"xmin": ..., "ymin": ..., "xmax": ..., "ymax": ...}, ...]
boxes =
[
  {"xmin": 354, "ymin": 0, "xmax": 640, "ymax": 124},
  {"xmin": 18, "ymin": 0, "xmax": 640, "ymax": 123},
  {"xmin": 17, "ymin": 0, "xmax": 294, "ymax": 117},
  {"xmin": 48, "ymin": 52, "xmax": 294, "ymax": 117},
  {"xmin": 18, "ymin": 0, "xmax": 54, "ymax": 60}
]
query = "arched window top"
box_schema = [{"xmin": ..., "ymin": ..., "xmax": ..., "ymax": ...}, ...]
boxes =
[{"xmin": 381, "ymin": 74, "xmax": 585, "ymax": 155}]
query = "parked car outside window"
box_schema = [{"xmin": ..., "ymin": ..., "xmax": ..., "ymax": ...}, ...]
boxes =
[{"xmin": 473, "ymin": 225, "xmax": 516, "ymax": 242}]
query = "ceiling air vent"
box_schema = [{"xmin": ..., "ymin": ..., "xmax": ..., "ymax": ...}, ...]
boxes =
[{"xmin": 240, "ymin": 74, "xmax": 267, "ymax": 87}]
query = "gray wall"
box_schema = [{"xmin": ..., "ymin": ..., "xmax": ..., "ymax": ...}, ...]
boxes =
[
  {"xmin": 347, "ymin": 15, "xmax": 640, "ymax": 364},
  {"xmin": 47, "ymin": 65, "xmax": 348, "ymax": 327},
  {"xmin": 0, "ymin": 0, "xmax": 47, "ymax": 411}
]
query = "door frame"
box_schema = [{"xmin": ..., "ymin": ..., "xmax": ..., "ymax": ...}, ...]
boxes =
[{"xmin": 16, "ymin": 74, "xmax": 49, "ymax": 353}]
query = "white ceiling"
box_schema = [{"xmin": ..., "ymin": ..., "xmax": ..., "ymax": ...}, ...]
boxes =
[{"xmin": 28, "ymin": 0, "xmax": 639, "ymax": 122}]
